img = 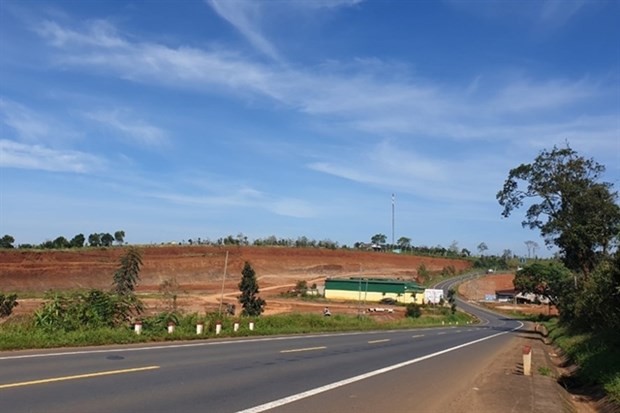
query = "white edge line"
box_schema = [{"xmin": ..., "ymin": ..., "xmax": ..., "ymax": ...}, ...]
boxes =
[{"xmin": 236, "ymin": 322, "xmax": 523, "ymax": 413}]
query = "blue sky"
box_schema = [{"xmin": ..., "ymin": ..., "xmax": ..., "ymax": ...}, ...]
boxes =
[{"xmin": 1, "ymin": 0, "xmax": 619, "ymax": 256}]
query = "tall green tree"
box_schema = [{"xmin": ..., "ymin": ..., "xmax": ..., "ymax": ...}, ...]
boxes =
[
  {"xmin": 114, "ymin": 230, "xmax": 125, "ymax": 246},
  {"xmin": 238, "ymin": 261, "xmax": 265, "ymax": 317},
  {"xmin": 513, "ymin": 261, "xmax": 572, "ymax": 308},
  {"xmin": 101, "ymin": 233, "xmax": 115, "ymax": 247},
  {"xmin": 371, "ymin": 233, "xmax": 387, "ymax": 245},
  {"xmin": 88, "ymin": 233, "xmax": 101, "ymax": 247},
  {"xmin": 70, "ymin": 234, "xmax": 85, "ymax": 248},
  {"xmin": 397, "ymin": 237, "xmax": 411, "ymax": 250},
  {"xmin": 497, "ymin": 145, "xmax": 620, "ymax": 277},
  {"xmin": 0, "ymin": 235, "xmax": 15, "ymax": 249},
  {"xmin": 112, "ymin": 247, "xmax": 144, "ymax": 322}
]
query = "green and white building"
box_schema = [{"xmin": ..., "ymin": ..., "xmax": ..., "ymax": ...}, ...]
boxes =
[{"xmin": 324, "ymin": 278, "xmax": 425, "ymax": 304}]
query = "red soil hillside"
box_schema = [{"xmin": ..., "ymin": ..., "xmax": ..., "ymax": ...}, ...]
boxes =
[{"xmin": 0, "ymin": 245, "xmax": 471, "ymax": 293}]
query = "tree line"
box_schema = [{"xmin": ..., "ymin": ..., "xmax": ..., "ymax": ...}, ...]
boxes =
[{"xmin": 0, "ymin": 231, "xmax": 126, "ymax": 249}]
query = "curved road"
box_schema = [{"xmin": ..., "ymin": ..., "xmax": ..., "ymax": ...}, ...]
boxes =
[{"xmin": 0, "ymin": 277, "xmax": 521, "ymax": 413}]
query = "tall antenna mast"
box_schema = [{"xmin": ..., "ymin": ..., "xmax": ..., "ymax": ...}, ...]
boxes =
[{"xmin": 391, "ymin": 193, "xmax": 395, "ymax": 246}]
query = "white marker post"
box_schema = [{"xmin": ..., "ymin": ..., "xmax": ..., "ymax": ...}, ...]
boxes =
[
  {"xmin": 196, "ymin": 322, "xmax": 204, "ymax": 335},
  {"xmin": 234, "ymin": 321, "xmax": 240, "ymax": 332},
  {"xmin": 215, "ymin": 321, "xmax": 222, "ymax": 335},
  {"xmin": 523, "ymin": 345, "xmax": 532, "ymax": 376},
  {"xmin": 249, "ymin": 321, "xmax": 255, "ymax": 331},
  {"xmin": 134, "ymin": 321, "xmax": 142, "ymax": 335},
  {"xmin": 167, "ymin": 322, "xmax": 175, "ymax": 334}
]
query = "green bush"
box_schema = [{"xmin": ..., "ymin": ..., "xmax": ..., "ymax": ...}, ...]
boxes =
[
  {"xmin": 0, "ymin": 293, "xmax": 19, "ymax": 317},
  {"xmin": 405, "ymin": 303, "xmax": 422, "ymax": 318}
]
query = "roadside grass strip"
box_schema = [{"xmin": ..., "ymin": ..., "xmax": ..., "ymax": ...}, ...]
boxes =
[{"xmin": 0, "ymin": 366, "xmax": 160, "ymax": 389}]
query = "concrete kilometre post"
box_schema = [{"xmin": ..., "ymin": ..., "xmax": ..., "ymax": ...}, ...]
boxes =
[
  {"xmin": 249, "ymin": 321, "xmax": 255, "ymax": 331},
  {"xmin": 196, "ymin": 323, "xmax": 204, "ymax": 335},
  {"xmin": 167, "ymin": 322, "xmax": 175, "ymax": 334},
  {"xmin": 134, "ymin": 321, "xmax": 142, "ymax": 335},
  {"xmin": 523, "ymin": 345, "xmax": 532, "ymax": 376},
  {"xmin": 233, "ymin": 321, "xmax": 239, "ymax": 332},
  {"xmin": 215, "ymin": 322, "xmax": 222, "ymax": 335}
]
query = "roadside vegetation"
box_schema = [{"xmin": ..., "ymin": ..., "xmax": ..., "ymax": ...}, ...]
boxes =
[
  {"xmin": 0, "ymin": 307, "xmax": 474, "ymax": 351},
  {"xmin": 0, "ymin": 254, "xmax": 475, "ymax": 351},
  {"xmin": 497, "ymin": 144, "xmax": 620, "ymax": 406}
]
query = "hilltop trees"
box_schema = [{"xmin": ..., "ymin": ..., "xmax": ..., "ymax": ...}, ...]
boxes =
[
  {"xmin": 114, "ymin": 230, "xmax": 125, "ymax": 246},
  {"xmin": 238, "ymin": 261, "xmax": 265, "ymax": 317},
  {"xmin": 0, "ymin": 235, "xmax": 15, "ymax": 249}
]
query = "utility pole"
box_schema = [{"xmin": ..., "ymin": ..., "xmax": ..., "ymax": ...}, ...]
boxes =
[
  {"xmin": 391, "ymin": 193, "xmax": 395, "ymax": 246},
  {"xmin": 218, "ymin": 250, "xmax": 229, "ymax": 316}
]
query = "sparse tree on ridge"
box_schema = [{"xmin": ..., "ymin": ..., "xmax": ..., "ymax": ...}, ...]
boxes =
[
  {"xmin": 397, "ymin": 237, "xmax": 411, "ymax": 250},
  {"xmin": 371, "ymin": 234, "xmax": 387, "ymax": 245},
  {"xmin": 101, "ymin": 233, "xmax": 114, "ymax": 247},
  {"xmin": 70, "ymin": 234, "xmax": 85, "ymax": 248},
  {"xmin": 0, "ymin": 235, "xmax": 15, "ymax": 249},
  {"xmin": 88, "ymin": 233, "xmax": 101, "ymax": 247},
  {"xmin": 524, "ymin": 240, "xmax": 539, "ymax": 258},
  {"xmin": 114, "ymin": 230, "xmax": 125, "ymax": 246},
  {"xmin": 477, "ymin": 242, "xmax": 488, "ymax": 256}
]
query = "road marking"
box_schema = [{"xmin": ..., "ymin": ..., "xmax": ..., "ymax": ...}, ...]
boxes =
[
  {"xmin": 237, "ymin": 322, "xmax": 523, "ymax": 413},
  {"xmin": 437, "ymin": 332, "xmax": 447, "ymax": 335},
  {"xmin": 0, "ymin": 331, "xmax": 403, "ymax": 361},
  {"xmin": 367, "ymin": 339, "xmax": 390, "ymax": 344},
  {"xmin": 0, "ymin": 366, "xmax": 160, "ymax": 389},
  {"xmin": 280, "ymin": 346, "xmax": 326, "ymax": 353},
  {"xmin": 411, "ymin": 334, "xmax": 425, "ymax": 338}
]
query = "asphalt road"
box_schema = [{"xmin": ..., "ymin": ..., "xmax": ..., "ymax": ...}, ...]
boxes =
[{"xmin": 0, "ymin": 284, "xmax": 521, "ymax": 413}]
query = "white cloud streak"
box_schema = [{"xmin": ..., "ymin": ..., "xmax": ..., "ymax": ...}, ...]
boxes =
[
  {"xmin": 28, "ymin": 18, "xmax": 618, "ymax": 200},
  {"xmin": 84, "ymin": 110, "xmax": 167, "ymax": 146},
  {"xmin": 0, "ymin": 139, "xmax": 104, "ymax": 173}
]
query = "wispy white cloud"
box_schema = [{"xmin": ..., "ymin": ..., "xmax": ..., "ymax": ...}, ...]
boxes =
[
  {"xmin": 0, "ymin": 139, "xmax": 104, "ymax": 173},
  {"xmin": 206, "ymin": 0, "xmax": 363, "ymax": 60},
  {"xmin": 30, "ymin": 19, "xmax": 618, "ymax": 194},
  {"xmin": 0, "ymin": 98, "xmax": 57, "ymax": 142},
  {"xmin": 145, "ymin": 185, "xmax": 318, "ymax": 218},
  {"xmin": 444, "ymin": 0, "xmax": 589, "ymax": 29},
  {"xmin": 83, "ymin": 109, "xmax": 167, "ymax": 146},
  {"xmin": 207, "ymin": 0, "xmax": 280, "ymax": 61}
]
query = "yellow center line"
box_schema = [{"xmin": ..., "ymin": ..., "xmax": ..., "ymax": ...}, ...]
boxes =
[
  {"xmin": 0, "ymin": 366, "xmax": 160, "ymax": 390},
  {"xmin": 368, "ymin": 339, "xmax": 390, "ymax": 344},
  {"xmin": 280, "ymin": 346, "xmax": 327, "ymax": 353}
]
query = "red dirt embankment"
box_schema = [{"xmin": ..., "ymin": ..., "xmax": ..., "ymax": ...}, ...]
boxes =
[{"xmin": 0, "ymin": 245, "xmax": 471, "ymax": 293}]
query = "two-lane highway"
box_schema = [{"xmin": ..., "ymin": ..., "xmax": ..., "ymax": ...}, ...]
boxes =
[{"xmin": 1, "ymin": 293, "xmax": 521, "ymax": 412}]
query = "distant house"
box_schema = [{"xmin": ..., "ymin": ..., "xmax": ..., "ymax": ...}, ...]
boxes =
[
  {"xmin": 495, "ymin": 289, "xmax": 516, "ymax": 302},
  {"xmin": 324, "ymin": 278, "xmax": 425, "ymax": 304}
]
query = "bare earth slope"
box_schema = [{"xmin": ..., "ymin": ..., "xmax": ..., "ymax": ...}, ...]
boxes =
[
  {"xmin": 0, "ymin": 245, "xmax": 471, "ymax": 292},
  {"xmin": 1, "ymin": 246, "xmax": 473, "ymax": 316}
]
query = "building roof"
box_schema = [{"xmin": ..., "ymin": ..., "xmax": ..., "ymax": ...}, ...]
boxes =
[{"xmin": 325, "ymin": 277, "xmax": 424, "ymax": 294}]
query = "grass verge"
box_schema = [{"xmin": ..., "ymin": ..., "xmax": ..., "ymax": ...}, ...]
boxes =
[
  {"xmin": 0, "ymin": 311, "xmax": 474, "ymax": 351},
  {"xmin": 545, "ymin": 318, "xmax": 620, "ymax": 406}
]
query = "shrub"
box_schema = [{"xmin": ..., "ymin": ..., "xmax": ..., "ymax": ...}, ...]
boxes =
[
  {"xmin": 406, "ymin": 303, "xmax": 422, "ymax": 318},
  {"xmin": 0, "ymin": 293, "xmax": 19, "ymax": 317}
]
